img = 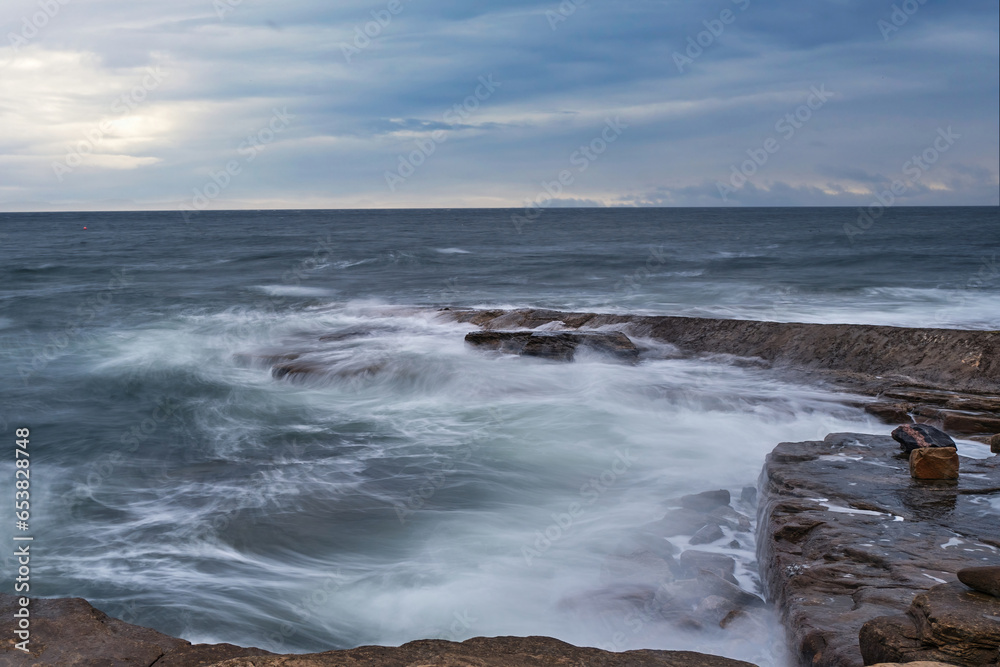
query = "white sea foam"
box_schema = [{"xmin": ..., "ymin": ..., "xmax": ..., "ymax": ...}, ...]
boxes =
[{"xmin": 42, "ymin": 303, "xmax": 878, "ymax": 665}]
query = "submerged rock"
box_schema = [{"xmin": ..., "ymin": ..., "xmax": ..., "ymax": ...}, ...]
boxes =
[
  {"xmin": 464, "ymin": 330, "xmax": 639, "ymax": 362},
  {"xmin": 891, "ymin": 423, "xmax": 956, "ymax": 454},
  {"xmin": 690, "ymin": 523, "xmax": 725, "ymax": 545},
  {"xmin": 678, "ymin": 489, "xmax": 731, "ymax": 512},
  {"xmin": 678, "ymin": 550, "xmax": 739, "ymax": 585}
]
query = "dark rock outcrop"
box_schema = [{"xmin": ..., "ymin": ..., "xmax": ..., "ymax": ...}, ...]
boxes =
[
  {"xmin": 757, "ymin": 433, "xmax": 1000, "ymax": 667},
  {"xmin": 678, "ymin": 490, "xmax": 731, "ymax": 512},
  {"xmin": 891, "ymin": 424, "xmax": 956, "ymax": 454},
  {"xmin": 859, "ymin": 582, "xmax": 1000, "ymax": 666},
  {"xmin": 0, "ymin": 594, "xmax": 757, "ymax": 667},
  {"xmin": 464, "ymin": 330, "xmax": 639, "ymax": 362}
]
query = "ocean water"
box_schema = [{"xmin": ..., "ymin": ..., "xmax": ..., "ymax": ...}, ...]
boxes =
[{"xmin": 0, "ymin": 207, "xmax": 997, "ymax": 665}]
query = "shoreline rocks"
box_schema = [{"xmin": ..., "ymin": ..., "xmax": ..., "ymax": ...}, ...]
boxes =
[
  {"xmin": 0, "ymin": 594, "xmax": 758, "ymax": 666},
  {"xmin": 757, "ymin": 432, "xmax": 1000, "ymax": 667},
  {"xmin": 464, "ymin": 329, "xmax": 640, "ymax": 362},
  {"xmin": 441, "ymin": 308, "xmax": 1000, "ymax": 393}
]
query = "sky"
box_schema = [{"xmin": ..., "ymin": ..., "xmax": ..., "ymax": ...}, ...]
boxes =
[{"xmin": 0, "ymin": 0, "xmax": 997, "ymax": 211}]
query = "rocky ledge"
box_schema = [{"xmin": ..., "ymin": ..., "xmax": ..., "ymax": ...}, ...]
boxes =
[
  {"xmin": 442, "ymin": 308, "xmax": 1000, "ymax": 442},
  {"xmin": 757, "ymin": 432, "xmax": 1000, "ymax": 667},
  {"xmin": 0, "ymin": 594, "xmax": 756, "ymax": 667}
]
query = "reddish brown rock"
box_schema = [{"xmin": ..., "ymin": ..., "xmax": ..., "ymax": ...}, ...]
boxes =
[
  {"xmin": 991, "ymin": 433, "xmax": 1000, "ymax": 454},
  {"xmin": 942, "ymin": 411, "xmax": 1000, "ymax": 435},
  {"xmin": 909, "ymin": 447, "xmax": 960, "ymax": 480},
  {"xmin": 860, "ymin": 582, "xmax": 1000, "ymax": 666},
  {"xmin": 864, "ymin": 402, "xmax": 913, "ymax": 424},
  {"xmin": 0, "ymin": 595, "xmax": 272, "ymax": 666},
  {"xmin": 207, "ymin": 637, "xmax": 759, "ymax": 666}
]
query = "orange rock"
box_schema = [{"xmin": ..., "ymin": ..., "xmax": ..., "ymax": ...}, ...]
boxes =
[{"xmin": 909, "ymin": 447, "xmax": 959, "ymax": 480}]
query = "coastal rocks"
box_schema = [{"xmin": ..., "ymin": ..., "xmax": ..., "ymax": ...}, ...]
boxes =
[
  {"xmin": 992, "ymin": 433, "xmax": 1000, "ymax": 454},
  {"xmin": 864, "ymin": 402, "xmax": 913, "ymax": 424},
  {"xmin": 443, "ymin": 308, "xmax": 1000, "ymax": 393},
  {"xmin": 619, "ymin": 493, "xmax": 767, "ymax": 635},
  {"xmin": 891, "ymin": 424, "xmax": 956, "ymax": 454},
  {"xmin": 690, "ymin": 523, "xmax": 725, "ymax": 545},
  {"xmin": 0, "ymin": 595, "xmax": 759, "ymax": 667},
  {"xmin": 678, "ymin": 550, "xmax": 739, "ymax": 585},
  {"xmin": 909, "ymin": 447, "xmax": 960, "ymax": 480},
  {"xmin": 464, "ymin": 330, "xmax": 639, "ymax": 362},
  {"xmin": 678, "ymin": 489, "xmax": 731, "ymax": 512},
  {"xmin": 958, "ymin": 566, "xmax": 1000, "ymax": 598},
  {"xmin": 0, "ymin": 594, "xmax": 272, "ymax": 666},
  {"xmin": 206, "ymin": 636, "xmax": 760, "ymax": 667},
  {"xmin": 757, "ymin": 433, "xmax": 1000, "ymax": 667},
  {"xmin": 859, "ymin": 582, "xmax": 1000, "ymax": 666}
]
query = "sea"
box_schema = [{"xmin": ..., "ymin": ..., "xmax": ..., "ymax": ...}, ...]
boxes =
[{"xmin": 1, "ymin": 207, "xmax": 998, "ymax": 665}]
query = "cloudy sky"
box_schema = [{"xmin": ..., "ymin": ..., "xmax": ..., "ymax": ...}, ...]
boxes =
[{"xmin": 1, "ymin": 0, "xmax": 997, "ymax": 210}]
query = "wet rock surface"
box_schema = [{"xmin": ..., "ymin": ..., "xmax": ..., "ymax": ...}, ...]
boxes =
[
  {"xmin": 0, "ymin": 594, "xmax": 272, "ymax": 666},
  {"xmin": 464, "ymin": 329, "xmax": 640, "ymax": 362},
  {"xmin": 892, "ymin": 424, "xmax": 956, "ymax": 454},
  {"xmin": 909, "ymin": 447, "xmax": 960, "ymax": 480},
  {"xmin": 0, "ymin": 595, "xmax": 757, "ymax": 666},
  {"xmin": 758, "ymin": 432, "xmax": 1000, "ymax": 667},
  {"xmin": 958, "ymin": 566, "xmax": 1000, "ymax": 598},
  {"xmin": 859, "ymin": 582, "xmax": 1000, "ymax": 666}
]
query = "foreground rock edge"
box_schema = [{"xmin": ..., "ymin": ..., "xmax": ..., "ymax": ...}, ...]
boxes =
[{"xmin": 0, "ymin": 594, "xmax": 757, "ymax": 666}]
